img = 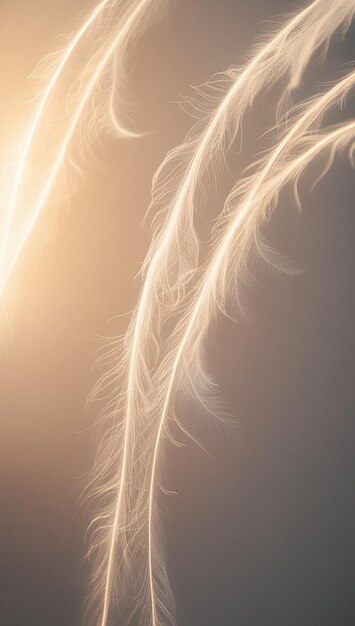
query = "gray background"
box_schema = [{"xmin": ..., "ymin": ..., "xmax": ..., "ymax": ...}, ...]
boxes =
[{"xmin": 0, "ymin": 1, "xmax": 354, "ymax": 624}]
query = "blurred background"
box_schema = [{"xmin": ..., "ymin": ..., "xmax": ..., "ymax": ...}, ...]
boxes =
[{"xmin": 0, "ymin": 1, "xmax": 354, "ymax": 624}]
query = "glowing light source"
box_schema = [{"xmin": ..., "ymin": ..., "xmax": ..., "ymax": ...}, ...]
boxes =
[
  {"xmin": 0, "ymin": 0, "xmax": 165, "ymax": 297},
  {"xmin": 2, "ymin": 2, "xmax": 354, "ymax": 626}
]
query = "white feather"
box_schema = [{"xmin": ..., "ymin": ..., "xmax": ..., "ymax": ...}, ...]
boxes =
[{"xmin": 88, "ymin": 2, "xmax": 355, "ymax": 625}]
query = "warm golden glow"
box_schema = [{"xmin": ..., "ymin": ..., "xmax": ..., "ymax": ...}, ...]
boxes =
[
  {"xmin": 0, "ymin": 0, "xmax": 166, "ymax": 298},
  {"xmin": 1, "ymin": 2, "xmax": 354, "ymax": 626}
]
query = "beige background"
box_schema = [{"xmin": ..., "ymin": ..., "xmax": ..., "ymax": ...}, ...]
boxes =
[{"xmin": 0, "ymin": 2, "xmax": 354, "ymax": 625}]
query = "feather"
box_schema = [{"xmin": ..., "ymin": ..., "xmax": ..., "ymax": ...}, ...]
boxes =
[
  {"xmin": 145, "ymin": 98, "xmax": 355, "ymax": 626},
  {"xmin": 157, "ymin": 76, "xmax": 355, "ymax": 418},
  {"xmin": 88, "ymin": 2, "xmax": 355, "ymax": 626},
  {"xmin": 0, "ymin": 0, "xmax": 168, "ymax": 298}
]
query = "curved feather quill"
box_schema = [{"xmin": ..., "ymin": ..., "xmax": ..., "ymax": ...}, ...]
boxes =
[
  {"xmin": 89, "ymin": 2, "xmax": 355, "ymax": 626},
  {"xmin": 0, "ymin": 0, "xmax": 168, "ymax": 297},
  {"xmin": 146, "ymin": 93, "xmax": 355, "ymax": 626}
]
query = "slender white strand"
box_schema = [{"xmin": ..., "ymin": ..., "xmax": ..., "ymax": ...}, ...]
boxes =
[
  {"xmin": 89, "ymin": 3, "xmax": 355, "ymax": 626},
  {"xmin": 145, "ymin": 2, "xmax": 355, "ymax": 622},
  {"xmin": 145, "ymin": 81, "xmax": 355, "ymax": 626},
  {"xmin": 0, "ymin": 0, "xmax": 112, "ymax": 288},
  {"xmin": 155, "ymin": 119, "xmax": 355, "ymax": 420},
  {"xmin": 0, "ymin": 0, "xmax": 167, "ymax": 298}
]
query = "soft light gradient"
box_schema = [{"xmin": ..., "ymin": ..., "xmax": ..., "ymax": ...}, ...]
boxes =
[{"xmin": 0, "ymin": 2, "xmax": 354, "ymax": 626}]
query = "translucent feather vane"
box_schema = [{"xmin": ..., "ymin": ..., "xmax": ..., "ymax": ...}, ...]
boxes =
[
  {"xmin": 0, "ymin": 0, "xmax": 168, "ymax": 298},
  {"xmin": 0, "ymin": 1, "xmax": 354, "ymax": 626},
  {"xmin": 88, "ymin": 2, "xmax": 355, "ymax": 626}
]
